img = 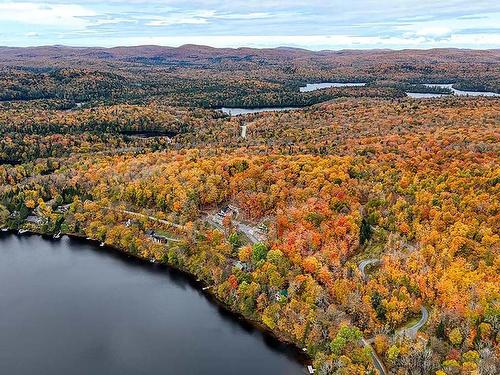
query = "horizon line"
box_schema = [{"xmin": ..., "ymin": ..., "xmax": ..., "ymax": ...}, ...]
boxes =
[{"xmin": 1, "ymin": 43, "xmax": 499, "ymax": 53}]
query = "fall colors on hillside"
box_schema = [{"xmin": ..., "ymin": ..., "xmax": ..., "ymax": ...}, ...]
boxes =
[{"xmin": 0, "ymin": 46, "xmax": 499, "ymax": 375}]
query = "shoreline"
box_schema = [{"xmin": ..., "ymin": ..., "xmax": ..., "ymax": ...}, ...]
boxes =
[{"xmin": 0, "ymin": 228, "xmax": 312, "ymax": 368}]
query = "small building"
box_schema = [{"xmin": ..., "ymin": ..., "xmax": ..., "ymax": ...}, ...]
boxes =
[
  {"xmin": 257, "ymin": 223, "xmax": 268, "ymax": 233},
  {"xmin": 26, "ymin": 215, "xmax": 45, "ymax": 225},
  {"xmin": 274, "ymin": 289, "xmax": 289, "ymax": 301},
  {"xmin": 55, "ymin": 204, "xmax": 71, "ymax": 213},
  {"xmin": 234, "ymin": 260, "xmax": 250, "ymax": 272},
  {"xmin": 145, "ymin": 229, "xmax": 169, "ymax": 244}
]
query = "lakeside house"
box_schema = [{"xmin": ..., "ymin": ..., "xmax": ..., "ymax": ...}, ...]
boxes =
[
  {"xmin": 145, "ymin": 229, "xmax": 173, "ymax": 244},
  {"xmin": 26, "ymin": 215, "xmax": 46, "ymax": 225}
]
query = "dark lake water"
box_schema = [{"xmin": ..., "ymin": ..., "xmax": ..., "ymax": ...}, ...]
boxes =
[{"xmin": 0, "ymin": 233, "xmax": 306, "ymax": 375}]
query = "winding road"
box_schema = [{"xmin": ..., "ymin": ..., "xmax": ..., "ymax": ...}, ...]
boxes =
[
  {"xmin": 399, "ymin": 306, "xmax": 429, "ymax": 340},
  {"xmin": 358, "ymin": 257, "xmax": 429, "ymax": 374},
  {"xmin": 358, "ymin": 258, "xmax": 380, "ymax": 280},
  {"xmin": 358, "ymin": 257, "xmax": 429, "ymax": 337},
  {"xmin": 362, "ymin": 338, "xmax": 387, "ymax": 375}
]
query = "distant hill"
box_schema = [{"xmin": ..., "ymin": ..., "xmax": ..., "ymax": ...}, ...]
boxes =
[
  {"xmin": 0, "ymin": 44, "xmax": 498, "ymax": 68},
  {"xmin": 0, "ymin": 45, "xmax": 498, "ymax": 105}
]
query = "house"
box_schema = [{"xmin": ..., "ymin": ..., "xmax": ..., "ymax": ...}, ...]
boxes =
[
  {"xmin": 55, "ymin": 204, "xmax": 71, "ymax": 213},
  {"xmin": 26, "ymin": 215, "xmax": 45, "ymax": 225},
  {"xmin": 257, "ymin": 223, "xmax": 268, "ymax": 233},
  {"xmin": 274, "ymin": 289, "xmax": 289, "ymax": 301},
  {"xmin": 145, "ymin": 229, "xmax": 169, "ymax": 244},
  {"xmin": 234, "ymin": 260, "xmax": 250, "ymax": 272}
]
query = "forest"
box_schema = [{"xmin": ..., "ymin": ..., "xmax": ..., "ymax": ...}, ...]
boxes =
[
  {"xmin": 1, "ymin": 46, "xmax": 499, "ymax": 107},
  {"xmin": 0, "ymin": 45, "xmax": 499, "ymax": 375}
]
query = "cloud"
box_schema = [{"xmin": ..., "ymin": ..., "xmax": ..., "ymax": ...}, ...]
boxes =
[
  {"xmin": 414, "ymin": 26, "xmax": 453, "ymax": 39},
  {"xmin": 145, "ymin": 11, "xmax": 214, "ymax": 26},
  {"xmin": 0, "ymin": 2, "xmax": 96, "ymax": 28},
  {"xmin": 143, "ymin": 10, "xmax": 274, "ymax": 26},
  {"xmin": 0, "ymin": 0, "xmax": 499, "ymax": 49},
  {"xmin": 215, "ymin": 12, "xmax": 273, "ymax": 20}
]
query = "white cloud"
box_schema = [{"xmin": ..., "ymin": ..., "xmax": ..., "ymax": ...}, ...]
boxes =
[
  {"xmin": 396, "ymin": 12, "xmax": 499, "ymax": 41},
  {"xmin": 142, "ymin": 10, "xmax": 276, "ymax": 27},
  {"xmin": 215, "ymin": 12, "xmax": 273, "ymax": 20},
  {"xmin": 415, "ymin": 26, "xmax": 452, "ymax": 38},
  {"xmin": 0, "ymin": 2, "xmax": 96, "ymax": 28},
  {"xmin": 1, "ymin": 1, "xmax": 498, "ymax": 49},
  {"xmin": 145, "ymin": 10, "xmax": 215, "ymax": 26}
]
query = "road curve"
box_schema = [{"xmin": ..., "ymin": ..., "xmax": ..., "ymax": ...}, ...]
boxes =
[
  {"xmin": 406, "ymin": 306, "xmax": 429, "ymax": 339},
  {"xmin": 358, "ymin": 258, "xmax": 380, "ymax": 280},
  {"xmin": 362, "ymin": 338, "xmax": 387, "ymax": 375}
]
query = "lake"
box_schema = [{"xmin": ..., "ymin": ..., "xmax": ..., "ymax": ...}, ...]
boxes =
[
  {"xmin": 423, "ymin": 83, "xmax": 500, "ymax": 97},
  {"xmin": 407, "ymin": 83, "xmax": 500, "ymax": 98},
  {"xmin": 0, "ymin": 233, "xmax": 305, "ymax": 375},
  {"xmin": 299, "ymin": 82, "xmax": 366, "ymax": 92},
  {"xmin": 220, "ymin": 107, "xmax": 298, "ymax": 116}
]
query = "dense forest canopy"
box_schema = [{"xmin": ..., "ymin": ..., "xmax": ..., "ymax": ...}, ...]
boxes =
[
  {"xmin": 0, "ymin": 46, "xmax": 499, "ymax": 106},
  {"xmin": 0, "ymin": 45, "xmax": 499, "ymax": 375}
]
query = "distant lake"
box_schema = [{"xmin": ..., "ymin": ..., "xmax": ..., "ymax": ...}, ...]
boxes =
[
  {"xmin": 220, "ymin": 107, "xmax": 297, "ymax": 116},
  {"xmin": 299, "ymin": 82, "xmax": 366, "ymax": 92},
  {"xmin": 407, "ymin": 83, "xmax": 500, "ymax": 98},
  {"xmin": 0, "ymin": 233, "xmax": 305, "ymax": 375},
  {"xmin": 423, "ymin": 83, "xmax": 500, "ymax": 97}
]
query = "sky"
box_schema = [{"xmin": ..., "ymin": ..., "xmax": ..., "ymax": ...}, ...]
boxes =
[{"xmin": 0, "ymin": 0, "xmax": 499, "ymax": 50}]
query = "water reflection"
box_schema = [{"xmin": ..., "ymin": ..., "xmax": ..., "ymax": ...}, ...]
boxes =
[{"xmin": 0, "ymin": 233, "xmax": 306, "ymax": 375}]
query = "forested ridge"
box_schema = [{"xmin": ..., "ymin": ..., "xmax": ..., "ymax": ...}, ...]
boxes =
[
  {"xmin": 0, "ymin": 46, "xmax": 498, "ymax": 375},
  {"xmin": 1, "ymin": 46, "xmax": 499, "ymax": 106}
]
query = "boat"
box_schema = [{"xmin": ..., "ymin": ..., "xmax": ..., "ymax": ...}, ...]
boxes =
[
  {"xmin": 1, "ymin": 228, "xmax": 8, "ymax": 232},
  {"xmin": 18, "ymin": 229, "xmax": 28, "ymax": 234},
  {"xmin": 149, "ymin": 259, "xmax": 155, "ymax": 263},
  {"xmin": 100, "ymin": 242, "xmax": 105, "ymax": 247},
  {"xmin": 53, "ymin": 232, "xmax": 61, "ymax": 239}
]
